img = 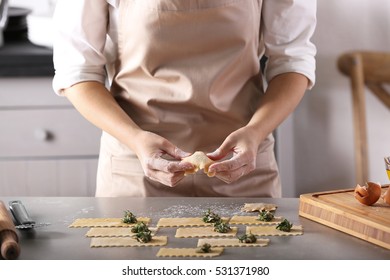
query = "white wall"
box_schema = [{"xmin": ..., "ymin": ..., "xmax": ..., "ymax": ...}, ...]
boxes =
[
  {"xmin": 293, "ymin": 0, "xmax": 390, "ymax": 196},
  {"xmin": 11, "ymin": 0, "xmax": 390, "ymax": 196}
]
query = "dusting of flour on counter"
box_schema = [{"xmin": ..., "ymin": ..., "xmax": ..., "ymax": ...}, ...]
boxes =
[{"xmin": 153, "ymin": 202, "xmax": 244, "ymax": 218}]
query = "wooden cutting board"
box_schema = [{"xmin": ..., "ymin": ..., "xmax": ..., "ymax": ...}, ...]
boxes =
[{"xmin": 299, "ymin": 185, "xmax": 390, "ymax": 250}]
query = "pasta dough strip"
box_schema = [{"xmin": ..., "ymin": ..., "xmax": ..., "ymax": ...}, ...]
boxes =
[
  {"xmin": 90, "ymin": 236, "xmax": 168, "ymax": 247},
  {"xmin": 197, "ymin": 238, "xmax": 270, "ymax": 247},
  {"xmin": 69, "ymin": 217, "xmax": 151, "ymax": 228},
  {"xmin": 156, "ymin": 247, "xmax": 223, "ymax": 258},
  {"xmin": 247, "ymin": 225, "xmax": 303, "ymax": 236},
  {"xmin": 85, "ymin": 227, "xmax": 158, "ymax": 237},
  {"xmin": 175, "ymin": 226, "xmax": 238, "ymax": 238},
  {"xmin": 156, "ymin": 217, "xmax": 229, "ymax": 228},
  {"xmin": 241, "ymin": 203, "xmax": 277, "ymax": 212},
  {"xmin": 229, "ymin": 215, "xmax": 284, "ymax": 225}
]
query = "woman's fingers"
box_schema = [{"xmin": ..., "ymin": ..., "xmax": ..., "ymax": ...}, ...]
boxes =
[
  {"xmin": 144, "ymin": 156, "xmax": 194, "ymax": 187},
  {"xmin": 212, "ymin": 161, "xmax": 255, "ymax": 184}
]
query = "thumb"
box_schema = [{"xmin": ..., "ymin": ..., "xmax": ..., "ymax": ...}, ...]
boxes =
[
  {"xmin": 164, "ymin": 143, "xmax": 191, "ymax": 160},
  {"xmin": 207, "ymin": 143, "xmax": 233, "ymax": 161}
]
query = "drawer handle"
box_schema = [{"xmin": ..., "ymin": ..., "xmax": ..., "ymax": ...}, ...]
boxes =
[{"xmin": 34, "ymin": 129, "xmax": 53, "ymax": 141}]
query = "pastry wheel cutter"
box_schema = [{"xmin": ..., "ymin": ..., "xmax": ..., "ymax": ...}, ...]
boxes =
[{"xmin": 9, "ymin": 200, "xmax": 50, "ymax": 230}]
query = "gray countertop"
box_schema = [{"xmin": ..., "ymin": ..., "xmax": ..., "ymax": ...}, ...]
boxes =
[{"xmin": 1, "ymin": 196, "xmax": 389, "ymax": 260}]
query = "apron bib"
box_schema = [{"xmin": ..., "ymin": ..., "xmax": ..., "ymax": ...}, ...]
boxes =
[{"xmin": 96, "ymin": 0, "xmax": 281, "ymax": 197}]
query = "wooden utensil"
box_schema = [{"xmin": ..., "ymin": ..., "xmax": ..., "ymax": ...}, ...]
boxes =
[{"xmin": 0, "ymin": 200, "xmax": 20, "ymax": 259}]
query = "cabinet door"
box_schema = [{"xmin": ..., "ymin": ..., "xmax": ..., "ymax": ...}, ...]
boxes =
[
  {"xmin": 0, "ymin": 77, "xmax": 68, "ymax": 107},
  {"xmin": 0, "ymin": 159, "xmax": 98, "ymax": 196},
  {"xmin": 0, "ymin": 108, "xmax": 101, "ymax": 158}
]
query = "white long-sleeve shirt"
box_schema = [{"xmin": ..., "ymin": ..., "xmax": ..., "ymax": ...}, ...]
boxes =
[{"xmin": 52, "ymin": 0, "xmax": 316, "ymax": 95}]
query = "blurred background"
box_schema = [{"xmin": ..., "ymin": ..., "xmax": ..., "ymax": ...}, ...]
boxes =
[
  {"xmin": 0, "ymin": 0, "xmax": 389, "ymax": 197},
  {"xmin": 289, "ymin": 0, "xmax": 390, "ymax": 196}
]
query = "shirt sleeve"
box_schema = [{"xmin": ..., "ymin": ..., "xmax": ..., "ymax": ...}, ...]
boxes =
[
  {"xmin": 52, "ymin": 0, "xmax": 110, "ymax": 95},
  {"xmin": 261, "ymin": 0, "xmax": 317, "ymax": 89}
]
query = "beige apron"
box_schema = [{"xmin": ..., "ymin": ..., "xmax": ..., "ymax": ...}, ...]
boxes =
[{"xmin": 96, "ymin": 0, "xmax": 281, "ymax": 197}]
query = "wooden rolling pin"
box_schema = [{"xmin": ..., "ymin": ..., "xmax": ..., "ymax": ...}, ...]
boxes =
[{"xmin": 0, "ymin": 201, "xmax": 20, "ymax": 260}]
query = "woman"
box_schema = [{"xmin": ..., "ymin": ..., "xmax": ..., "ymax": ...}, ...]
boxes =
[{"xmin": 52, "ymin": 0, "xmax": 316, "ymax": 197}]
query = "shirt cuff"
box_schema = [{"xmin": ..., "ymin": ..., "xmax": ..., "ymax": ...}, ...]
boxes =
[
  {"xmin": 265, "ymin": 57, "xmax": 316, "ymax": 90},
  {"xmin": 52, "ymin": 68, "xmax": 107, "ymax": 96}
]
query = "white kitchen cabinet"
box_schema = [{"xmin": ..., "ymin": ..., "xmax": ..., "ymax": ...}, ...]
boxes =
[{"xmin": 0, "ymin": 77, "xmax": 101, "ymax": 196}]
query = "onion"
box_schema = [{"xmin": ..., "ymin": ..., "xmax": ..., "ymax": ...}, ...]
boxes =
[
  {"xmin": 354, "ymin": 182, "xmax": 382, "ymax": 206},
  {"xmin": 382, "ymin": 188, "xmax": 390, "ymax": 205}
]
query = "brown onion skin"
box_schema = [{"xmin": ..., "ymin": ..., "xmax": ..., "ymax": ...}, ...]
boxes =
[
  {"xmin": 383, "ymin": 188, "xmax": 390, "ymax": 205},
  {"xmin": 354, "ymin": 182, "xmax": 382, "ymax": 206}
]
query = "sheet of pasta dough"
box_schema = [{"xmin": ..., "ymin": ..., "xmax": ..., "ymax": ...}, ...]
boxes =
[
  {"xmin": 69, "ymin": 217, "xmax": 151, "ymax": 228},
  {"xmin": 156, "ymin": 217, "xmax": 229, "ymax": 228},
  {"xmin": 156, "ymin": 247, "xmax": 224, "ymax": 258},
  {"xmin": 85, "ymin": 227, "xmax": 158, "ymax": 237},
  {"xmin": 90, "ymin": 236, "xmax": 168, "ymax": 247},
  {"xmin": 247, "ymin": 225, "xmax": 303, "ymax": 236},
  {"xmin": 229, "ymin": 215, "xmax": 284, "ymax": 225},
  {"xmin": 241, "ymin": 203, "xmax": 277, "ymax": 212},
  {"xmin": 197, "ymin": 238, "xmax": 270, "ymax": 247},
  {"xmin": 175, "ymin": 226, "xmax": 238, "ymax": 238}
]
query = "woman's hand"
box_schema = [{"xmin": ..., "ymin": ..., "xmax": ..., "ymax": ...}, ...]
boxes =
[
  {"xmin": 63, "ymin": 82, "xmax": 194, "ymax": 188},
  {"xmin": 132, "ymin": 131, "xmax": 194, "ymax": 187},
  {"xmin": 207, "ymin": 126, "xmax": 260, "ymax": 184},
  {"xmin": 207, "ymin": 73, "xmax": 309, "ymax": 184}
]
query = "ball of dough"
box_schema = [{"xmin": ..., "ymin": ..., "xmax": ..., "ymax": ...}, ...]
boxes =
[{"xmin": 182, "ymin": 151, "xmax": 216, "ymax": 177}]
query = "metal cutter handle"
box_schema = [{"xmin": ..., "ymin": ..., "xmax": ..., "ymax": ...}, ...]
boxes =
[{"xmin": 9, "ymin": 200, "xmax": 36, "ymax": 227}]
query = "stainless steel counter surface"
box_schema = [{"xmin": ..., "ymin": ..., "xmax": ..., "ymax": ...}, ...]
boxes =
[{"xmin": 1, "ymin": 196, "xmax": 389, "ymax": 260}]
